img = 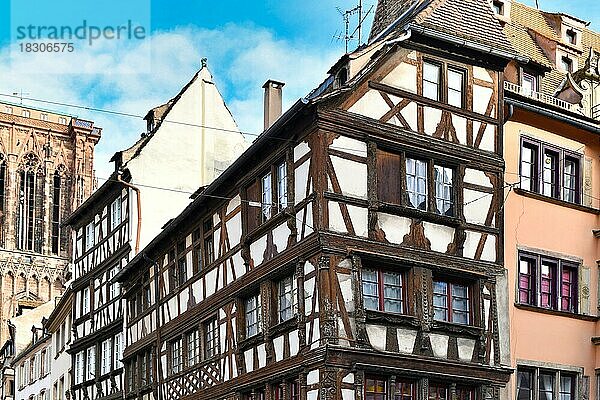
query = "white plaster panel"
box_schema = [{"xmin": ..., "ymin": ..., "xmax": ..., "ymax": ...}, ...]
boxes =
[
  {"xmin": 294, "ymin": 159, "xmax": 311, "ymax": 205},
  {"xmin": 457, "ymin": 338, "xmax": 476, "ymax": 362},
  {"xmin": 307, "ymin": 391, "xmax": 318, "ymax": 400},
  {"xmin": 233, "ymin": 251, "xmax": 246, "ymax": 280},
  {"xmin": 168, "ymin": 297, "xmax": 177, "ymax": 320},
  {"xmin": 205, "ymin": 269, "xmax": 217, "ymax": 298},
  {"xmin": 273, "ymin": 335, "xmax": 284, "ymax": 362},
  {"xmin": 272, "ymin": 222, "xmax": 291, "ymax": 254},
  {"xmin": 348, "ymin": 89, "xmax": 390, "ymax": 120},
  {"xmin": 423, "ymin": 107, "xmax": 442, "ymax": 135},
  {"xmin": 422, "ymin": 222, "xmax": 454, "ymax": 253},
  {"xmin": 328, "ymin": 202, "xmax": 346, "ymax": 234},
  {"xmin": 473, "ymin": 85, "xmax": 494, "ymax": 115},
  {"xmin": 397, "ymin": 328, "xmax": 417, "ymax": 353},
  {"xmin": 474, "ymin": 66, "xmax": 493, "ymax": 83},
  {"xmin": 257, "ymin": 343, "xmax": 266, "ymax": 368},
  {"xmin": 479, "ymin": 123, "xmax": 496, "ymax": 152},
  {"xmin": 226, "ymin": 213, "xmax": 242, "ymax": 247},
  {"xmin": 304, "ymin": 260, "xmax": 315, "ymax": 275},
  {"xmin": 227, "ymin": 195, "xmax": 241, "ymax": 214},
  {"xmin": 192, "ymin": 278, "xmax": 203, "ymax": 302},
  {"xmin": 307, "ymin": 370, "xmax": 319, "ymax": 385},
  {"xmin": 381, "ymin": 62, "xmax": 417, "ymax": 93},
  {"xmin": 400, "ymin": 101, "xmax": 417, "ymax": 131},
  {"xmin": 250, "ymin": 234, "xmax": 267, "ymax": 266},
  {"xmin": 463, "ymin": 231, "xmax": 481, "ymax": 260},
  {"xmin": 429, "ymin": 333, "xmax": 449, "ymax": 358},
  {"xmin": 452, "ymin": 114, "xmax": 467, "ymax": 145},
  {"xmin": 342, "ymin": 373, "xmax": 354, "ymax": 384},
  {"xmin": 348, "ymin": 205, "xmax": 368, "ymax": 237},
  {"xmin": 464, "ymin": 168, "xmax": 492, "ymax": 187},
  {"xmin": 304, "ymin": 278, "xmax": 315, "ymax": 316},
  {"xmin": 481, "ymin": 234, "xmax": 497, "ymax": 262},
  {"xmin": 366, "ymin": 324, "xmax": 387, "ymax": 351},
  {"xmin": 331, "ymin": 136, "xmax": 367, "ymax": 157},
  {"xmin": 463, "ymin": 189, "xmax": 491, "ymax": 225},
  {"xmin": 289, "ymin": 330, "xmax": 299, "ymax": 357},
  {"xmin": 330, "ymin": 155, "xmax": 368, "ymax": 199},
  {"xmin": 244, "ymin": 350, "xmax": 253, "ymax": 373},
  {"xmin": 337, "ymin": 272, "xmax": 354, "ymax": 312},
  {"xmin": 311, "ymin": 317, "xmax": 320, "ymax": 349},
  {"xmin": 342, "ymin": 390, "xmax": 354, "ymax": 400},
  {"xmin": 294, "ymin": 141, "xmax": 310, "ymax": 163},
  {"xmin": 378, "ymin": 213, "xmax": 411, "ymax": 244},
  {"xmin": 179, "ymin": 290, "xmax": 189, "ymax": 312}
]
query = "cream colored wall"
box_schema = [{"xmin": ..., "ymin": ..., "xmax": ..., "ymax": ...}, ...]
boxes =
[
  {"xmin": 125, "ymin": 67, "xmax": 248, "ymax": 250},
  {"xmin": 504, "ymin": 109, "xmax": 600, "ymax": 399}
]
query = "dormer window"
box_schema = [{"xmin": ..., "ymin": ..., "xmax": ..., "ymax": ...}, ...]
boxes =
[
  {"xmin": 493, "ymin": 0, "xmax": 504, "ymax": 16},
  {"xmin": 4, "ymin": 106, "xmax": 12, "ymax": 114},
  {"xmin": 560, "ymin": 56, "xmax": 573, "ymax": 73},
  {"xmin": 565, "ymin": 29, "xmax": 577, "ymax": 45},
  {"xmin": 522, "ymin": 71, "xmax": 538, "ymax": 96},
  {"xmin": 21, "ymin": 110, "xmax": 30, "ymax": 118},
  {"xmin": 335, "ymin": 67, "xmax": 348, "ymax": 88},
  {"xmin": 58, "ymin": 117, "xmax": 67, "ymax": 124}
]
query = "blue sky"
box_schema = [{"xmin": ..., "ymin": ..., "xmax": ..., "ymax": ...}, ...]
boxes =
[{"xmin": 0, "ymin": 0, "xmax": 597, "ymax": 179}]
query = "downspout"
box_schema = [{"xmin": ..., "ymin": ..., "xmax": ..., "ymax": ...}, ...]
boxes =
[
  {"xmin": 143, "ymin": 253, "xmax": 162, "ymax": 400},
  {"xmin": 117, "ymin": 172, "xmax": 142, "ymax": 254},
  {"xmin": 201, "ymin": 70, "xmax": 207, "ymax": 186},
  {"xmin": 504, "ymin": 104, "xmax": 514, "ymax": 123}
]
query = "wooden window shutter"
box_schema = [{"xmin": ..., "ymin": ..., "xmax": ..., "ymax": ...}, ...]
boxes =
[
  {"xmin": 376, "ymin": 149, "xmax": 402, "ymax": 204},
  {"xmin": 578, "ymin": 265, "xmax": 590, "ymax": 315},
  {"xmin": 583, "ymin": 157, "xmax": 592, "ymax": 207},
  {"xmin": 246, "ymin": 180, "xmax": 261, "ymax": 233}
]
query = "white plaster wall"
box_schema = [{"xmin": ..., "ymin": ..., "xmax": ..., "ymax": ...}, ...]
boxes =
[
  {"xmin": 377, "ymin": 213, "xmax": 411, "ymax": 244},
  {"xmin": 330, "ymin": 156, "xmax": 368, "ymax": 199},
  {"xmin": 422, "ymin": 222, "xmax": 454, "ymax": 253},
  {"xmin": 124, "ymin": 67, "xmax": 248, "ymax": 251},
  {"xmin": 348, "ymin": 90, "xmax": 389, "ymax": 119},
  {"xmin": 381, "ymin": 62, "xmax": 417, "ymax": 93}
]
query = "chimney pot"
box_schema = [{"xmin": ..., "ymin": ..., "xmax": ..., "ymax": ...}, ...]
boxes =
[{"xmin": 263, "ymin": 80, "xmax": 285, "ymax": 130}]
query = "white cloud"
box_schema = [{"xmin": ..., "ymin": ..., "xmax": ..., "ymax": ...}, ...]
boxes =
[{"xmin": 0, "ymin": 24, "xmax": 340, "ymax": 180}]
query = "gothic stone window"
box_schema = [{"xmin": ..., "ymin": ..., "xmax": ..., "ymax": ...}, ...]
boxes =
[{"xmin": 17, "ymin": 153, "xmax": 44, "ymax": 252}]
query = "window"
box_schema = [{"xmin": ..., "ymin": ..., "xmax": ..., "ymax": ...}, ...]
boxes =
[
  {"xmin": 406, "ymin": 158, "xmax": 427, "ymax": 211},
  {"xmin": 187, "ymin": 328, "xmax": 200, "ymax": 367},
  {"xmin": 517, "ymin": 367, "xmax": 576, "ymax": 400},
  {"xmin": 493, "ymin": 0, "xmax": 504, "ymax": 15},
  {"xmin": 40, "ymin": 113, "xmax": 48, "ymax": 121},
  {"xmin": 110, "ymin": 197, "xmax": 121, "ymax": 230},
  {"xmin": 81, "ymin": 287, "xmax": 90, "ymax": 315},
  {"xmin": 58, "ymin": 117, "xmax": 67, "ymax": 124},
  {"xmin": 433, "ymin": 280, "xmax": 471, "ymax": 325},
  {"xmin": 22, "ymin": 110, "xmax": 30, "ymax": 118},
  {"xmin": 204, "ymin": 317, "xmax": 219, "ymax": 358},
  {"xmin": 204, "ymin": 218, "xmax": 215, "ymax": 267},
  {"xmin": 170, "ymin": 338, "xmax": 182, "ymax": 375},
  {"xmin": 86, "ymin": 346, "xmax": 95, "ymax": 380},
  {"xmin": 5, "ymin": 106, "xmax": 12, "ymax": 114},
  {"xmin": 101, "ymin": 339, "xmax": 112, "ymax": 375},
  {"xmin": 277, "ymin": 161, "xmax": 288, "ymax": 211},
  {"xmin": 365, "ymin": 377, "xmax": 386, "ymax": 400},
  {"xmin": 428, "ymin": 384, "xmax": 448, "ymax": 400},
  {"xmin": 245, "ymin": 294, "xmax": 261, "ymax": 337},
  {"xmin": 75, "ymin": 351, "xmax": 84, "ymax": 384},
  {"xmin": 519, "ymin": 138, "xmax": 581, "ymax": 204},
  {"xmin": 362, "ymin": 269, "xmax": 404, "ymax": 314},
  {"xmin": 278, "ymin": 275, "xmax": 297, "ymax": 322},
  {"xmin": 177, "ymin": 241, "xmax": 187, "ymax": 286},
  {"xmin": 261, "ymin": 172, "xmax": 273, "ymax": 221},
  {"xmin": 114, "ymin": 333, "xmax": 123, "ymax": 368},
  {"xmin": 17, "ymin": 162, "xmax": 42, "ymax": 252},
  {"xmin": 85, "ymin": 222, "xmax": 95, "ymax": 251},
  {"xmin": 51, "ymin": 172, "xmax": 61, "ymax": 255},
  {"xmin": 423, "ymin": 62, "xmax": 441, "ymax": 101},
  {"xmin": 565, "ymin": 29, "xmax": 577, "ymax": 45},
  {"xmin": 405, "ymin": 156, "xmax": 455, "ymax": 216},
  {"xmin": 192, "ymin": 229, "xmax": 203, "ymax": 274},
  {"xmin": 108, "ymin": 266, "xmax": 120, "ymax": 300},
  {"xmin": 522, "ymin": 72, "xmax": 538, "ymax": 96},
  {"xmin": 561, "ymin": 56, "xmax": 573, "ymax": 73},
  {"xmin": 518, "ymin": 252, "xmax": 578, "ymax": 313},
  {"xmin": 447, "ymin": 68, "xmax": 464, "ymax": 108},
  {"xmin": 395, "ymin": 380, "xmax": 416, "ymax": 400}
]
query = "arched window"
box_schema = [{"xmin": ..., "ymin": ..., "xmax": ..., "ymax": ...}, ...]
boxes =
[
  {"xmin": 0, "ymin": 154, "xmax": 6, "ymax": 246},
  {"xmin": 51, "ymin": 169, "xmax": 63, "ymax": 255},
  {"xmin": 17, "ymin": 153, "xmax": 43, "ymax": 252}
]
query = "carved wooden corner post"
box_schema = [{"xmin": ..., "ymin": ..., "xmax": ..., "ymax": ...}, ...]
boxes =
[
  {"xmin": 318, "ymin": 255, "xmax": 337, "ymax": 345},
  {"xmin": 414, "ymin": 267, "xmax": 433, "ymax": 356},
  {"xmin": 260, "ymin": 280, "xmax": 274, "ymax": 365},
  {"xmin": 351, "ymin": 255, "xmax": 369, "ymax": 348},
  {"xmin": 296, "ymin": 260, "xmax": 307, "ymax": 350},
  {"xmin": 319, "ymin": 367, "xmax": 337, "ymax": 400}
]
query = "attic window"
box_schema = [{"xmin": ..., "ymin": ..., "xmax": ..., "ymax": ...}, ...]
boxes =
[
  {"xmin": 561, "ymin": 56, "xmax": 573, "ymax": 73},
  {"xmin": 4, "ymin": 106, "xmax": 12, "ymax": 114},
  {"xmin": 58, "ymin": 117, "xmax": 67, "ymax": 124},
  {"xmin": 492, "ymin": 1, "xmax": 504, "ymax": 16},
  {"xmin": 335, "ymin": 67, "xmax": 348, "ymax": 88},
  {"xmin": 565, "ymin": 29, "xmax": 577, "ymax": 45}
]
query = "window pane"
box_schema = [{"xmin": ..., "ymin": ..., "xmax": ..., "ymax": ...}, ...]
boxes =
[
  {"xmin": 540, "ymin": 261, "xmax": 556, "ymax": 309},
  {"xmin": 519, "ymin": 257, "xmax": 536, "ymax": 305},
  {"xmin": 362, "ymin": 270, "xmax": 380, "ymax": 311},
  {"xmin": 539, "ymin": 373, "xmax": 555, "ymax": 400},
  {"xmin": 448, "ymin": 69, "xmax": 463, "ymax": 108},
  {"xmin": 543, "ymin": 150, "xmax": 558, "ymax": 198},
  {"xmin": 406, "ymin": 158, "xmax": 427, "ymax": 210},
  {"xmin": 423, "ymin": 62, "xmax": 441, "ymax": 101},
  {"xmin": 434, "ymin": 165, "xmax": 454, "ymax": 216},
  {"xmin": 261, "ymin": 172, "xmax": 272, "ymax": 221},
  {"xmin": 517, "ymin": 370, "xmax": 533, "ymax": 400},
  {"xmin": 521, "ymin": 144, "xmax": 537, "ymax": 192},
  {"xmin": 559, "ymin": 375, "xmax": 574, "ymax": 400},
  {"xmin": 383, "ymin": 271, "xmax": 403, "ymax": 313},
  {"xmin": 433, "ymin": 281, "xmax": 448, "ymax": 322},
  {"xmin": 562, "ymin": 158, "xmax": 578, "ymax": 203}
]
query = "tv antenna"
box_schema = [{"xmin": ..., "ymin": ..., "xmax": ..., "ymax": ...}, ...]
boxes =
[
  {"xmin": 333, "ymin": 1, "xmax": 374, "ymax": 53},
  {"xmin": 12, "ymin": 90, "xmax": 30, "ymax": 105}
]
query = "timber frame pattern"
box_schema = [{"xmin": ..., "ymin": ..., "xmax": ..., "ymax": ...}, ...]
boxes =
[{"xmin": 118, "ymin": 1, "xmax": 517, "ymax": 399}]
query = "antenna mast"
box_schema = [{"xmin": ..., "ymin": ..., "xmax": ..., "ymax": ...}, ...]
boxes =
[{"xmin": 333, "ymin": 1, "xmax": 373, "ymax": 53}]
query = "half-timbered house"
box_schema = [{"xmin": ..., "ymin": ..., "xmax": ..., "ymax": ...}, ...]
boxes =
[
  {"xmin": 63, "ymin": 62, "xmax": 248, "ymax": 400},
  {"xmin": 117, "ymin": 1, "xmax": 518, "ymax": 399}
]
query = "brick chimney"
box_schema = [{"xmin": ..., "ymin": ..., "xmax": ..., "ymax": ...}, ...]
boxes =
[{"xmin": 262, "ymin": 80, "xmax": 285, "ymax": 130}]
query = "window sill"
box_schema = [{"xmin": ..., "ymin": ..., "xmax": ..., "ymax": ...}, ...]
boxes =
[
  {"xmin": 271, "ymin": 316, "xmax": 299, "ymax": 337},
  {"xmin": 430, "ymin": 320, "xmax": 482, "ymax": 337},
  {"xmin": 364, "ymin": 310, "xmax": 419, "ymax": 328},
  {"xmin": 513, "ymin": 188, "xmax": 599, "ymax": 214},
  {"xmin": 237, "ymin": 332, "xmax": 264, "ymax": 351},
  {"xmin": 514, "ymin": 303, "xmax": 598, "ymax": 321},
  {"xmin": 377, "ymin": 202, "xmax": 462, "ymax": 227}
]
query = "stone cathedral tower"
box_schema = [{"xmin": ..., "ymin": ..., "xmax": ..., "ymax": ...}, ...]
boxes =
[{"xmin": 0, "ymin": 101, "xmax": 100, "ymax": 345}]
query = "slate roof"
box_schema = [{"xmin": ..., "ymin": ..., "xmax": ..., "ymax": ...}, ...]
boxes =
[{"xmin": 369, "ymin": 0, "xmax": 514, "ymax": 55}]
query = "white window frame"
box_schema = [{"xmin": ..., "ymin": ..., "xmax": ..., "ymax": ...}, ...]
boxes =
[
  {"xmin": 82, "ymin": 287, "xmax": 90, "ymax": 315},
  {"xmin": 101, "ymin": 339, "xmax": 112, "ymax": 375},
  {"xmin": 86, "ymin": 346, "xmax": 95, "ymax": 380},
  {"xmin": 75, "ymin": 352, "xmax": 84, "ymax": 384},
  {"xmin": 110, "ymin": 197, "xmax": 122, "ymax": 230},
  {"xmin": 85, "ymin": 222, "xmax": 95, "ymax": 251}
]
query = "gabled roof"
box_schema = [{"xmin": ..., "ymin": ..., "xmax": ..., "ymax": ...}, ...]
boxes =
[{"xmin": 369, "ymin": 0, "xmax": 514, "ymax": 56}]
